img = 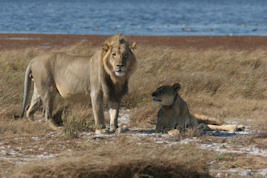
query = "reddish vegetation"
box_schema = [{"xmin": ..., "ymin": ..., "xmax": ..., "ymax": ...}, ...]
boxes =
[{"xmin": 1, "ymin": 33, "xmax": 267, "ymax": 51}]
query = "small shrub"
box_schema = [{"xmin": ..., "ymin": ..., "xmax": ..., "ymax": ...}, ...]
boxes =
[
  {"xmin": 62, "ymin": 110, "xmax": 93, "ymax": 138},
  {"xmin": 134, "ymin": 97, "xmax": 148, "ymax": 106},
  {"xmin": 216, "ymin": 152, "xmax": 235, "ymax": 161}
]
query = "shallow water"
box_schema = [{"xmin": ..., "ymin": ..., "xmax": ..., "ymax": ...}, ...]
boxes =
[{"xmin": 0, "ymin": 0, "xmax": 266, "ymax": 35}]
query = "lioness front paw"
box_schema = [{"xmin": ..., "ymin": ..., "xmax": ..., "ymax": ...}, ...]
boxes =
[
  {"xmin": 168, "ymin": 129, "xmax": 180, "ymax": 136},
  {"xmin": 115, "ymin": 127, "xmax": 130, "ymax": 133}
]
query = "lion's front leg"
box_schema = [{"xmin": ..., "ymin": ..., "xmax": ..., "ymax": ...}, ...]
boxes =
[
  {"xmin": 91, "ymin": 91, "xmax": 106, "ymax": 133},
  {"xmin": 155, "ymin": 111, "xmax": 164, "ymax": 133},
  {"xmin": 108, "ymin": 101, "xmax": 120, "ymax": 132}
]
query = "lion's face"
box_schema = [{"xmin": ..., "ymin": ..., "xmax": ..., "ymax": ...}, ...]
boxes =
[
  {"xmin": 110, "ymin": 43, "xmax": 130, "ymax": 77},
  {"xmin": 152, "ymin": 83, "xmax": 181, "ymax": 106},
  {"xmin": 102, "ymin": 42, "xmax": 136, "ymax": 78}
]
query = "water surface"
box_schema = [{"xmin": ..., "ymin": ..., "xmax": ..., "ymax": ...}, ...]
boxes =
[{"xmin": 0, "ymin": 0, "xmax": 266, "ymax": 35}]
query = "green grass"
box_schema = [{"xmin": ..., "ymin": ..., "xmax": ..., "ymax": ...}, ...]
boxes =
[
  {"xmin": 62, "ymin": 110, "xmax": 94, "ymax": 138},
  {"xmin": 216, "ymin": 153, "xmax": 235, "ymax": 161}
]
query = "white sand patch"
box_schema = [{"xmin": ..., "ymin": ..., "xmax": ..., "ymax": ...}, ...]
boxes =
[
  {"xmin": 210, "ymin": 168, "xmax": 267, "ymax": 177},
  {"xmin": 118, "ymin": 108, "xmax": 132, "ymax": 125}
]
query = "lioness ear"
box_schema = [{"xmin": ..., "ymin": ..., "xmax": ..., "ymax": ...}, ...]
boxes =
[
  {"xmin": 130, "ymin": 42, "xmax": 136, "ymax": 50},
  {"xmin": 102, "ymin": 44, "xmax": 110, "ymax": 52},
  {"xmin": 172, "ymin": 83, "xmax": 181, "ymax": 92}
]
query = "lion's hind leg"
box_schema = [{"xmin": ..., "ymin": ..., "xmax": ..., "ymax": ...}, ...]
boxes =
[
  {"xmin": 194, "ymin": 113, "xmax": 225, "ymax": 125},
  {"xmin": 42, "ymin": 91, "xmax": 59, "ymax": 130},
  {"xmin": 207, "ymin": 124, "xmax": 245, "ymax": 132},
  {"xmin": 194, "ymin": 114, "xmax": 245, "ymax": 132},
  {"xmin": 26, "ymin": 85, "xmax": 42, "ymax": 121}
]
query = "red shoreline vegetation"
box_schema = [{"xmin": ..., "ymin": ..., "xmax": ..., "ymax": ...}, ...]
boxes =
[{"xmin": 1, "ymin": 33, "xmax": 267, "ymax": 51}]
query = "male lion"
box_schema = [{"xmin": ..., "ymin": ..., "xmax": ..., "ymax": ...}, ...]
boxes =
[
  {"xmin": 152, "ymin": 83, "xmax": 245, "ymax": 135},
  {"xmin": 21, "ymin": 34, "xmax": 137, "ymax": 133}
]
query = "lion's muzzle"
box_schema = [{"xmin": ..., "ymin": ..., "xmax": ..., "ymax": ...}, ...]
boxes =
[
  {"xmin": 115, "ymin": 65, "xmax": 126, "ymax": 77},
  {"xmin": 152, "ymin": 91, "xmax": 158, "ymax": 97},
  {"xmin": 152, "ymin": 92, "xmax": 162, "ymax": 104}
]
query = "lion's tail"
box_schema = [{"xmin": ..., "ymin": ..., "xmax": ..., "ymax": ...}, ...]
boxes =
[
  {"xmin": 194, "ymin": 113, "xmax": 225, "ymax": 126},
  {"xmin": 21, "ymin": 62, "xmax": 32, "ymax": 118}
]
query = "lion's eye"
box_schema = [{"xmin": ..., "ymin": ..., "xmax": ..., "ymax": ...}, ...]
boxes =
[
  {"xmin": 112, "ymin": 53, "xmax": 116, "ymax": 57},
  {"xmin": 159, "ymin": 87, "xmax": 165, "ymax": 93},
  {"xmin": 124, "ymin": 54, "xmax": 128, "ymax": 58}
]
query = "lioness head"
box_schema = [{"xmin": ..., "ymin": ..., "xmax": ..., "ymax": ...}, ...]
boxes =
[
  {"xmin": 152, "ymin": 83, "xmax": 181, "ymax": 106},
  {"xmin": 102, "ymin": 34, "xmax": 137, "ymax": 78}
]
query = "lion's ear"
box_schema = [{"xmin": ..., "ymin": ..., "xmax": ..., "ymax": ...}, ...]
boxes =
[
  {"xmin": 102, "ymin": 44, "xmax": 110, "ymax": 52},
  {"xmin": 130, "ymin": 42, "xmax": 136, "ymax": 50},
  {"xmin": 172, "ymin": 83, "xmax": 181, "ymax": 92}
]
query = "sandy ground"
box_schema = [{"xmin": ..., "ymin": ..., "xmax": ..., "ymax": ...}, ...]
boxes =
[{"xmin": 1, "ymin": 108, "xmax": 266, "ymax": 177}]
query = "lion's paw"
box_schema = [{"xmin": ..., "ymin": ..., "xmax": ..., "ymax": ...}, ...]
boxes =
[
  {"xmin": 168, "ymin": 129, "xmax": 180, "ymax": 136},
  {"xmin": 116, "ymin": 127, "xmax": 130, "ymax": 134},
  {"xmin": 95, "ymin": 128, "xmax": 109, "ymax": 135}
]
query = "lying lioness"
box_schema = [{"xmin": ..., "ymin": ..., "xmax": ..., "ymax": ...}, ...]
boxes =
[{"xmin": 152, "ymin": 83, "xmax": 244, "ymax": 135}]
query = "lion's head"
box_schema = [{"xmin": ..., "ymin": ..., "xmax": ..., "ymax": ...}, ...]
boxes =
[
  {"xmin": 102, "ymin": 34, "xmax": 137, "ymax": 81},
  {"xmin": 152, "ymin": 83, "xmax": 181, "ymax": 106}
]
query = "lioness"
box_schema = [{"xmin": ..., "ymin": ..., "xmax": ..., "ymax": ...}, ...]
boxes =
[
  {"xmin": 21, "ymin": 34, "xmax": 137, "ymax": 133},
  {"xmin": 152, "ymin": 83, "xmax": 244, "ymax": 134}
]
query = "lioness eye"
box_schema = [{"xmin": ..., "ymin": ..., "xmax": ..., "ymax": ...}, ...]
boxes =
[{"xmin": 112, "ymin": 53, "xmax": 116, "ymax": 57}]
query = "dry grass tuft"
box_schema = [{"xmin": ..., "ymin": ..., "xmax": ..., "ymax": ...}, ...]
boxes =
[
  {"xmin": 12, "ymin": 140, "xmax": 213, "ymax": 178},
  {"xmin": 0, "ymin": 118, "xmax": 50, "ymax": 135}
]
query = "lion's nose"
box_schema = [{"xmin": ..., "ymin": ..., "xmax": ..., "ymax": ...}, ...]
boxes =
[{"xmin": 117, "ymin": 64, "xmax": 124, "ymax": 68}]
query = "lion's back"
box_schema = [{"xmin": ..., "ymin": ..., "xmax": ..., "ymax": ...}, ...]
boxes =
[{"xmin": 30, "ymin": 52, "xmax": 92, "ymax": 101}]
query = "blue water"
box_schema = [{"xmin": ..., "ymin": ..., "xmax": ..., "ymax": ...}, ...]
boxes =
[{"xmin": 0, "ymin": 0, "xmax": 266, "ymax": 36}]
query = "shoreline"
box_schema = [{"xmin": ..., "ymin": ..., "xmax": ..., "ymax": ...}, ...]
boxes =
[{"xmin": 1, "ymin": 33, "xmax": 267, "ymax": 51}]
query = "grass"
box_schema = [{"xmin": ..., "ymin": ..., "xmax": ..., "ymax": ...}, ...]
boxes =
[
  {"xmin": 0, "ymin": 37, "xmax": 266, "ymax": 177},
  {"xmin": 1, "ymin": 44, "xmax": 267, "ymax": 125},
  {"xmin": 12, "ymin": 138, "xmax": 213, "ymax": 178},
  {"xmin": 216, "ymin": 153, "xmax": 235, "ymax": 161},
  {"xmin": 62, "ymin": 110, "xmax": 94, "ymax": 138},
  {"xmin": 127, "ymin": 47, "xmax": 267, "ymax": 129}
]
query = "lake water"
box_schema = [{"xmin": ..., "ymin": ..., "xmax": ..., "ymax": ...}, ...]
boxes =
[{"xmin": 0, "ymin": 0, "xmax": 266, "ymax": 36}]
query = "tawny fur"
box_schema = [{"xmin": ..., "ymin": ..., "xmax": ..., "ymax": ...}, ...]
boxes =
[
  {"xmin": 152, "ymin": 83, "xmax": 244, "ymax": 134},
  {"xmin": 21, "ymin": 34, "xmax": 137, "ymax": 133}
]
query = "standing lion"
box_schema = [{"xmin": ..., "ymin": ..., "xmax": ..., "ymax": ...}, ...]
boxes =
[{"xmin": 21, "ymin": 34, "xmax": 137, "ymax": 133}]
